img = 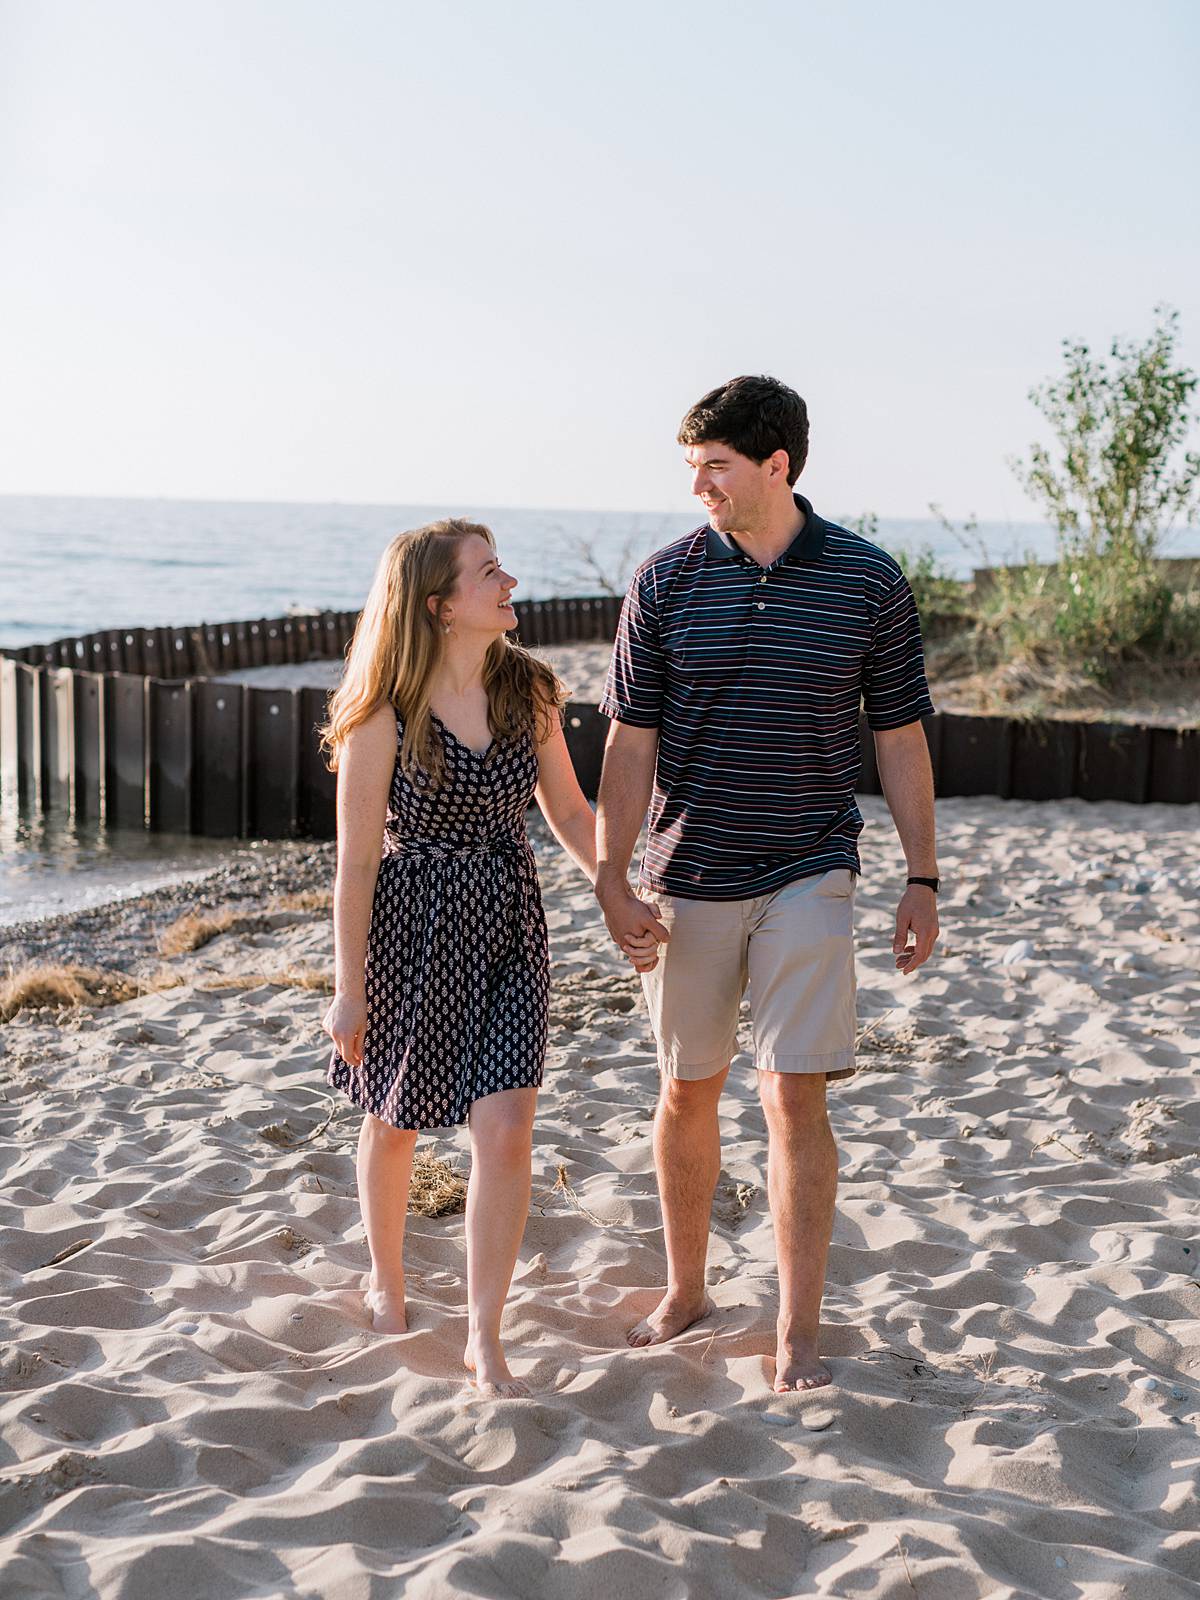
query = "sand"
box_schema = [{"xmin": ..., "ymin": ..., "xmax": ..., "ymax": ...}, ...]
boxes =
[
  {"xmin": 2, "ymin": 795, "xmax": 1199, "ymax": 1598},
  {"xmin": 211, "ymin": 644, "xmax": 613, "ymax": 699}
]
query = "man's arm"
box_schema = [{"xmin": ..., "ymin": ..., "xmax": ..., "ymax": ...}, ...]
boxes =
[
  {"xmin": 594, "ymin": 720, "xmax": 669, "ymax": 966},
  {"xmin": 873, "ymin": 721, "xmax": 939, "ymax": 975}
]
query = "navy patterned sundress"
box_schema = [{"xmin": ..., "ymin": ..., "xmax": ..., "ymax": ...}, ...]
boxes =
[{"xmin": 327, "ymin": 708, "xmax": 549, "ymax": 1130}]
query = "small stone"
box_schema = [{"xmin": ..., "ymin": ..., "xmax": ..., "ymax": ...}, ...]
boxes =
[
  {"xmin": 999, "ymin": 939, "xmax": 1034, "ymax": 966},
  {"xmin": 1112, "ymin": 952, "xmax": 1140, "ymax": 973},
  {"xmin": 289, "ymin": 1312, "xmax": 303, "ymax": 1323},
  {"xmin": 802, "ymin": 1409, "xmax": 835, "ymax": 1431},
  {"xmin": 1171, "ymin": 1385, "xmax": 1186, "ymax": 1400},
  {"xmin": 175, "ymin": 1322, "xmax": 199, "ymax": 1335},
  {"xmin": 1136, "ymin": 1375, "xmax": 1158, "ymax": 1392},
  {"xmin": 1055, "ymin": 1556, "xmax": 1067, "ymax": 1569}
]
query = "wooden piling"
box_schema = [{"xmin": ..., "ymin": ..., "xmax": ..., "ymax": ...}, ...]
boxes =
[
  {"xmin": 148, "ymin": 679, "xmax": 194, "ymax": 832},
  {"xmin": 41, "ymin": 668, "xmax": 75, "ymax": 810},
  {"xmin": 72, "ymin": 672, "xmax": 105, "ymax": 820},
  {"xmin": 245, "ymin": 688, "xmax": 300, "ymax": 838},
  {"xmin": 193, "ymin": 681, "xmax": 245, "ymax": 837},
  {"xmin": 103, "ymin": 673, "xmax": 148, "ymax": 828}
]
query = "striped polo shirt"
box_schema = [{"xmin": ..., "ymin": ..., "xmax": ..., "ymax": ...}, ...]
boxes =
[{"xmin": 599, "ymin": 493, "xmax": 934, "ymax": 901}]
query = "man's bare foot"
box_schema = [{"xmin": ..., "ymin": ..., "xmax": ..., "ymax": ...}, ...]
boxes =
[
  {"xmin": 627, "ymin": 1292, "xmax": 714, "ymax": 1349},
  {"xmin": 774, "ymin": 1333, "xmax": 831, "ymax": 1391},
  {"xmin": 364, "ymin": 1274, "xmax": 407, "ymax": 1334},
  {"xmin": 464, "ymin": 1334, "xmax": 530, "ymax": 1399}
]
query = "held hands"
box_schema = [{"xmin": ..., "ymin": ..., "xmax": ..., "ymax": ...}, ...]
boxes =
[
  {"xmin": 597, "ymin": 881, "xmax": 670, "ymax": 974},
  {"xmin": 893, "ymin": 883, "xmax": 939, "ymax": 975},
  {"xmin": 322, "ymin": 991, "xmax": 367, "ymax": 1066},
  {"xmin": 623, "ymin": 928, "xmax": 664, "ymax": 973}
]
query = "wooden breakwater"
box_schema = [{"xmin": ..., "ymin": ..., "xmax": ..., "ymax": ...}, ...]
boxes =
[
  {"xmin": 1, "ymin": 598, "xmax": 1197, "ymax": 839},
  {"xmin": 0, "ymin": 599, "xmax": 623, "ymax": 836},
  {"xmin": 1, "ymin": 597, "xmax": 625, "ymax": 677}
]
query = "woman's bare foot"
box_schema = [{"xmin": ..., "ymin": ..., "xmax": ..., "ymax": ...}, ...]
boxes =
[
  {"xmin": 364, "ymin": 1273, "xmax": 407, "ymax": 1334},
  {"xmin": 774, "ymin": 1332, "xmax": 831, "ymax": 1391},
  {"xmin": 464, "ymin": 1333, "xmax": 530, "ymax": 1398},
  {"xmin": 627, "ymin": 1292, "xmax": 714, "ymax": 1348}
]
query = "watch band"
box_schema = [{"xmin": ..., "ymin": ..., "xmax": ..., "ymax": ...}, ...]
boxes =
[{"xmin": 907, "ymin": 875, "xmax": 940, "ymax": 892}]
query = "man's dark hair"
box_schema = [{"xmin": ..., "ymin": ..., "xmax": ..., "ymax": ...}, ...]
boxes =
[{"xmin": 677, "ymin": 374, "xmax": 809, "ymax": 485}]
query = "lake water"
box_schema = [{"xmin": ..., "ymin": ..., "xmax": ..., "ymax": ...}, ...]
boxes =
[{"xmin": 0, "ymin": 492, "xmax": 1084, "ymax": 654}]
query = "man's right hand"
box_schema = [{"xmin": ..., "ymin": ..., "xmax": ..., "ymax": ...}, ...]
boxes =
[{"xmin": 596, "ymin": 876, "xmax": 670, "ymax": 971}]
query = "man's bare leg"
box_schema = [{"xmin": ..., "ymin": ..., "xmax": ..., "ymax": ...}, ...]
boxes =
[
  {"xmin": 358, "ymin": 1112, "xmax": 417, "ymax": 1333},
  {"xmin": 627, "ymin": 1065, "xmax": 728, "ymax": 1347},
  {"xmin": 759, "ymin": 1070, "xmax": 837, "ymax": 1391}
]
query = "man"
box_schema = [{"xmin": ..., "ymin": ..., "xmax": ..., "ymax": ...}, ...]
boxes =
[{"xmin": 594, "ymin": 374, "xmax": 939, "ymax": 1393}]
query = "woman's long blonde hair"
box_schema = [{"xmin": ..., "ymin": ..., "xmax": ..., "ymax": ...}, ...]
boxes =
[{"xmin": 319, "ymin": 518, "xmax": 566, "ymax": 785}]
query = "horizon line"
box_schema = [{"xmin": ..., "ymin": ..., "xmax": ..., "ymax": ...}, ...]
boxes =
[{"xmin": 0, "ymin": 485, "xmax": 1056, "ymax": 530}]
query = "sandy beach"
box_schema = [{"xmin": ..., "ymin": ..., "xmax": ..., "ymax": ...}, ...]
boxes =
[{"xmin": 1, "ymin": 791, "xmax": 1198, "ymax": 1597}]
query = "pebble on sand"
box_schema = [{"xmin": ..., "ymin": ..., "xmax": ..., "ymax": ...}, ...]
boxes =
[{"xmin": 999, "ymin": 939, "xmax": 1035, "ymax": 966}]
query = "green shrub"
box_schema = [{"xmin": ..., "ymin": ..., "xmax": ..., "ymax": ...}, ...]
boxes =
[{"xmin": 1009, "ymin": 307, "xmax": 1200, "ymax": 679}]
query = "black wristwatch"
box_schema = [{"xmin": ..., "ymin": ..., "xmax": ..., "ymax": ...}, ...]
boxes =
[{"xmin": 907, "ymin": 876, "xmax": 940, "ymax": 893}]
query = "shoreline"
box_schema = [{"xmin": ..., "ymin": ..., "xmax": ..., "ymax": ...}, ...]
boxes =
[{"xmin": 0, "ymin": 839, "xmax": 336, "ymax": 974}]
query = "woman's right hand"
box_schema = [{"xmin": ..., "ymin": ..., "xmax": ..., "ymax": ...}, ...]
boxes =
[
  {"xmin": 623, "ymin": 929, "xmax": 664, "ymax": 973},
  {"xmin": 323, "ymin": 991, "xmax": 368, "ymax": 1066},
  {"xmin": 597, "ymin": 880, "xmax": 670, "ymax": 963}
]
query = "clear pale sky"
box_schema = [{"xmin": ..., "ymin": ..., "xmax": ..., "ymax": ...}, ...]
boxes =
[{"xmin": 1, "ymin": 0, "xmax": 1197, "ymax": 520}]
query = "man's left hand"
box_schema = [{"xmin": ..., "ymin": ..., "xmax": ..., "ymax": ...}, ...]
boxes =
[{"xmin": 893, "ymin": 885, "xmax": 939, "ymax": 975}]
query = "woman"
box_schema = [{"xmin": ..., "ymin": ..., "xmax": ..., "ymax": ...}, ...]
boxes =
[{"xmin": 321, "ymin": 518, "xmax": 657, "ymax": 1398}]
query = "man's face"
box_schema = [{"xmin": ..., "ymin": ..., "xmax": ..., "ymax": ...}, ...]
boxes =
[{"xmin": 684, "ymin": 440, "xmax": 774, "ymax": 535}]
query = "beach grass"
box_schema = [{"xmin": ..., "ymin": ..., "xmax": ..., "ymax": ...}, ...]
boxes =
[
  {"xmin": 408, "ymin": 1152, "xmax": 469, "ymax": 1217},
  {"xmin": 0, "ymin": 962, "xmax": 182, "ymax": 1022},
  {"xmin": 158, "ymin": 908, "xmax": 259, "ymax": 955},
  {"xmin": 199, "ymin": 966, "xmax": 334, "ymax": 993},
  {"xmin": 158, "ymin": 891, "xmax": 333, "ymax": 958}
]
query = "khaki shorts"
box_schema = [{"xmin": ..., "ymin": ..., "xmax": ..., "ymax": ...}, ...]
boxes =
[{"xmin": 640, "ymin": 868, "xmax": 857, "ymax": 1082}]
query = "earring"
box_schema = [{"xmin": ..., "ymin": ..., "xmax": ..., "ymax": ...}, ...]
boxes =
[{"xmin": 442, "ymin": 620, "xmax": 452, "ymax": 635}]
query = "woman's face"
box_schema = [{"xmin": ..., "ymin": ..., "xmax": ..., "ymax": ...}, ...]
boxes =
[{"xmin": 442, "ymin": 534, "xmax": 518, "ymax": 638}]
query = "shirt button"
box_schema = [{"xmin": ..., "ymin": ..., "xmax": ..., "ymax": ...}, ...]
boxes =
[
  {"xmin": 759, "ymin": 574, "xmax": 767, "ymax": 585},
  {"xmin": 756, "ymin": 601, "xmax": 766, "ymax": 611}
]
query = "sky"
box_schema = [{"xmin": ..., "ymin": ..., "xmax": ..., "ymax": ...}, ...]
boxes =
[{"xmin": 1, "ymin": 0, "xmax": 1197, "ymax": 522}]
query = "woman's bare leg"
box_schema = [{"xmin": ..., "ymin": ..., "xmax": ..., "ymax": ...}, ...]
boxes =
[
  {"xmin": 357, "ymin": 1111, "xmax": 417, "ymax": 1333},
  {"xmin": 463, "ymin": 1085, "xmax": 537, "ymax": 1397}
]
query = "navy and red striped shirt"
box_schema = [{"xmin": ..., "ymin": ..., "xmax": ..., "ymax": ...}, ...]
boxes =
[{"xmin": 599, "ymin": 494, "xmax": 934, "ymax": 900}]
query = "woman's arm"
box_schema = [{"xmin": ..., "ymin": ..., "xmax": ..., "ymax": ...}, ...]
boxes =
[
  {"xmin": 535, "ymin": 715, "xmax": 661, "ymax": 973},
  {"xmin": 534, "ymin": 715, "xmax": 598, "ymax": 884},
  {"xmin": 323, "ymin": 704, "xmax": 397, "ymax": 1065}
]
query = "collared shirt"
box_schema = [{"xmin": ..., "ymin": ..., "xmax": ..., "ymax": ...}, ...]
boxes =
[{"xmin": 599, "ymin": 494, "xmax": 935, "ymax": 900}]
